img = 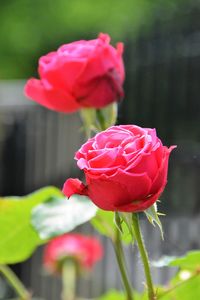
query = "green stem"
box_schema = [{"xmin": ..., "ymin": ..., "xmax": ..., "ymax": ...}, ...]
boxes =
[
  {"xmin": 61, "ymin": 260, "xmax": 77, "ymax": 300},
  {"xmin": 0, "ymin": 264, "xmax": 30, "ymax": 300},
  {"xmin": 96, "ymin": 109, "xmax": 107, "ymax": 131},
  {"xmin": 132, "ymin": 214, "xmax": 156, "ymax": 300},
  {"xmin": 113, "ymin": 229, "xmax": 133, "ymax": 300}
]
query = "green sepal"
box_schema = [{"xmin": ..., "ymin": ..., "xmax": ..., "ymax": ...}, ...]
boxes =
[
  {"xmin": 80, "ymin": 102, "xmax": 118, "ymax": 137},
  {"xmin": 120, "ymin": 212, "xmax": 134, "ymax": 240},
  {"xmin": 79, "ymin": 107, "xmax": 97, "ymax": 138},
  {"xmin": 144, "ymin": 203, "xmax": 164, "ymax": 240},
  {"xmin": 115, "ymin": 212, "xmax": 135, "ymax": 244},
  {"xmin": 114, "ymin": 212, "xmax": 124, "ymax": 234},
  {"xmin": 98, "ymin": 102, "xmax": 118, "ymax": 129},
  {"xmin": 91, "ymin": 210, "xmax": 132, "ymax": 244}
]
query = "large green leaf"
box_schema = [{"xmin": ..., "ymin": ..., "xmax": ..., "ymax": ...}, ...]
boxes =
[
  {"xmin": 169, "ymin": 251, "xmax": 200, "ymax": 270},
  {"xmin": 32, "ymin": 194, "xmax": 98, "ymax": 240},
  {"xmin": 0, "ymin": 186, "xmax": 63, "ymax": 264},
  {"xmin": 91, "ymin": 210, "xmax": 132, "ymax": 244},
  {"xmin": 154, "ymin": 251, "xmax": 200, "ymax": 299}
]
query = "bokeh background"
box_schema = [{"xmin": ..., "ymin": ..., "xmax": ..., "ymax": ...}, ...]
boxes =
[{"xmin": 0, "ymin": 0, "xmax": 200, "ymax": 299}]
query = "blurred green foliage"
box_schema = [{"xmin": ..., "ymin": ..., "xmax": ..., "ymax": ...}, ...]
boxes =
[{"xmin": 0, "ymin": 0, "xmax": 188, "ymax": 78}]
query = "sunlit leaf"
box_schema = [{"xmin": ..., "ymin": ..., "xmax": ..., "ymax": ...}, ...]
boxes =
[
  {"xmin": 169, "ymin": 251, "xmax": 200, "ymax": 270},
  {"xmin": 0, "ymin": 186, "xmax": 62, "ymax": 264},
  {"xmin": 32, "ymin": 194, "xmax": 98, "ymax": 240}
]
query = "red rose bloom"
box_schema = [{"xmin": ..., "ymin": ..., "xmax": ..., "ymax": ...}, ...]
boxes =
[
  {"xmin": 24, "ymin": 33, "xmax": 124, "ymax": 113},
  {"xmin": 63, "ymin": 125, "xmax": 176, "ymax": 212},
  {"xmin": 43, "ymin": 234, "xmax": 103, "ymax": 274}
]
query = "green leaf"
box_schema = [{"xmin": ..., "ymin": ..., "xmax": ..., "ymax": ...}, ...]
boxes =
[
  {"xmin": 90, "ymin": 209, "xmax": 115, "ymax": 240},
  {"xmin": 97, "ymin": 289, "xmax": 145, "ymax": 300},
  {"xmin": 0, "ymin": 186, "xmax": 62, "ymax": 264},
  {"xmin": 169, "ymin": 251, "xmax": 200, "ymax": 270},
  {"xmin": 153, "ymin": 251, "xmax": 200, "ymax": 299},
  {"xmin": 152, "ymin": 251, "xmax": 200, "ymax": 271},
  {"xmin": 144, "ymin": 203, "xmax": 164, "ymax": 239},
  {"xmin": 91, "ymin": 210, "xmax": 132, "ymax": 244},
  {"xmin": 32, "ymin": 194, "xmax": 98, "ymax": 240},
  {"xmin": 97, "ymin": 290, "xmax": 125, "ymax": 300},
  {"xmin": 157, "ymin": 274, "xmax": 200, "ymax": 300}
]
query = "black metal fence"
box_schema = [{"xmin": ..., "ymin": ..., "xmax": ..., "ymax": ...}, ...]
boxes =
[
  {"xmin": 0, "ymin": 82, "xmax": 83, "ymax": 197},
  {"xmin": 120, "ymin": 6, "xmax": 200, "ymax": 216}
]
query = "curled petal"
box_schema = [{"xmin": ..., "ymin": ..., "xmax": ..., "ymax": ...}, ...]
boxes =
[
  {"xmin": 62, "ymin": 178, "xmax": 88, "ymax": 198},
  {"xmin": 24, "ymin": 79, "xmax": 80, "ymax": 113},
  {"xmin": 150, "ymin": 146, "xmax": 176, "ymax": 195}
]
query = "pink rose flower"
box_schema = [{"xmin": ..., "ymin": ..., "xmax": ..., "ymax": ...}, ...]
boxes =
[
  {"xmin": 24, "ymin": 33, "xmax": 124, "ymax": 113},
  {"xmin": 43, "ymin": 234, "xmax": 103, "ymax": 274},
  {"xmin": 63, "ymin": 125, "xmax": 176, "ymax": 212}
]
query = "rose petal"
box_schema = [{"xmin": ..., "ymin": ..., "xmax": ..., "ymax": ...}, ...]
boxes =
[
  {"xmin": 40, "ymin": 55, "xmax": 86, "ymax": 91},
  {"xmin": 150, "ymin": 146, "xmax": 176, "ymax": 194},
  {"xmin": 86, "ymin": 170, "xmax": 152, "ymax": 211},
  {"xmin": 79, "ymin": 43, "xmax": 124, "ymax": 83},
  {"xmin": 24, "ymin": 78, "xmax": 80, "ymax": 113},
  {"xmin": 127, "ymin": 151, "xmax": 158, "ymax": 180},
  {"xmin": 62, "ymin": 178, "xmax": 87, "ymax": 198},
  {"xmin": 114, "ymin": 190, "xmax": 161, "ymax": 212},
  {"xmin": 75, "ymin": 74, "xmax": 123, "ymax": 108}
]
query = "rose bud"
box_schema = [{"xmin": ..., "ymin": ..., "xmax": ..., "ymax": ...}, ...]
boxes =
[
  {"xmin": 24, "ymin": 33, "xmax": 124, "ymax": 113},
  {"xmin": 63, "ymin": 125, "xmax": 176, "ymax": 212},
  {"xmin": 43, "ymin": 233, "xmax": 103, "ymax": 274}
]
